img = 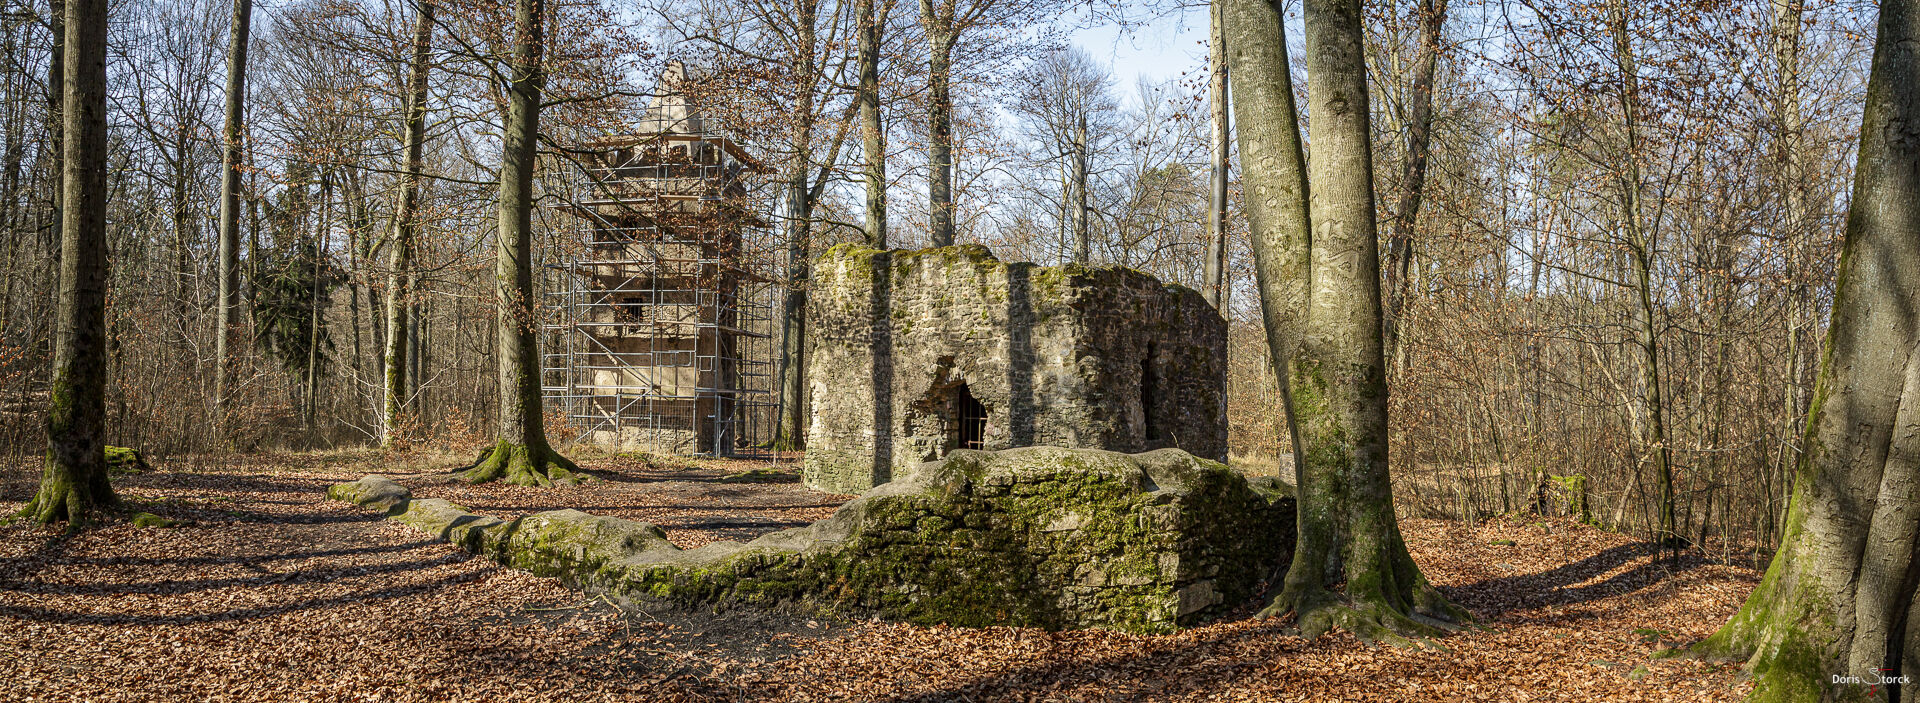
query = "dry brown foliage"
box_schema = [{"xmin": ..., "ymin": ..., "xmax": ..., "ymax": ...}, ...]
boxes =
[{"xmin": 1, "ymin": 451, "xmax": 1758, "ymax": 701}]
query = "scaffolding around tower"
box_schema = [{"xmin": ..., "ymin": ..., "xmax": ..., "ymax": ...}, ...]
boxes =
[{"xmin": 542, "ymin": 66, "xmax": 780, "ymax": 456}]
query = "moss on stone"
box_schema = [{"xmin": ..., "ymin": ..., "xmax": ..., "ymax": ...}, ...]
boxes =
[
  {"xmin": 130, "ymin": 512, "xmax": 179, "ymax": 528},
  {"xmin": 327, "ymin": 475, "xmax": 412, "ymax": 514},
  {"xmin": 332, "ymin": 447, "xmax": 1292, "ymax": 634},
  {"xmin": 105, "ymin": 446, "xmax": 150, "ymax": 475}
]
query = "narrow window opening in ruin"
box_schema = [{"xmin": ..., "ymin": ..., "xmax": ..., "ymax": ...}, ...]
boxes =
[
  {"xmin": 1141, "ymin": 352, "xmax": 1162, "ymax": 444},
  {"xmin": 952, "ymin": 382, "xmax": 987, "ymax": 452}
]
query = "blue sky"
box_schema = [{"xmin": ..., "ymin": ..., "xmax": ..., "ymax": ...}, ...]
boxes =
[{"xmin": 1068, "ymin": 7, "xmax": 1213, "ymax": 98}]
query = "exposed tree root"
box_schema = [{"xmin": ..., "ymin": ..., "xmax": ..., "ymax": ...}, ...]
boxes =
[
  {"xmin": 1678, "ymin": 560, "xmax": 1859, "ymax": 703},
  {"xmin": 1258, "ymin": 532, "xmax": 1474, "ymax": 647},
  {"xmin": 1682, "ymin": 634, "xmax": 1847, "ymax": 703},
  {"xmin": 1260, "ymin": 578, "xmax": 1470, "ymax": 648},
  {"xmin": 13, "ymin": 459, "xmax": 118, "ymax": 532},
  {"xmin": 459, "ymin": 440, "xmax": 583, "ymax": 487}
]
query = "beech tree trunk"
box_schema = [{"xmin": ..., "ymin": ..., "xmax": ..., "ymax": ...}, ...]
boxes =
[
  {"xmin": 382, "ymin": 0, "xmax": 433, "ymax": 446},
  {"xmin": 23, "ymin": 0, "xmax": 114, "ymax": 527},
  {"xmin": 1201, "ymin": 0, "xmax": 1230, "ymax": 309},
  {"xmin": 774, "ymin": 0, "xmax": 821, "ymax": 451},
  {"xmin": 776, "ymin": 172, "xmax": 811, "ymax": 450},
  {"xmin": 921, "ymin": 0, "xmax": 956, "ymax": 247},
  {"xmin": 170, "ymin": 130, "xmax": 191, "ymax": 337},
  {"xmin": 857, "ymin": 0, "xmax": 886, "ymax": 247},
  {"xmin": 1380, "ymin": 0, "xmax": 1445, "ymax": 362},
  {"xmin": 45, "ymin": 0, "xmax": 61, "ymax": 238},
  {"xmin": 1226, "ymin": 0, "xmax": 1467, "ymax": 644},
  {"xmin": 462, "ymin": 0, "xmax": 578, "ymax": 487},
  {"xmin": 214, "ymin": 0, "xmax": 250, "ymax": 424},
  {"xmin": 0, "ymin": 19, "xmax": 19, "ymax": 337},
  {"xmin": 771, "ymin": 0, "xmax": 848, "ymax": 449},
  {"xmin": 1691, "ymin": 0, "xmax": 1920, "ymax": 699}
]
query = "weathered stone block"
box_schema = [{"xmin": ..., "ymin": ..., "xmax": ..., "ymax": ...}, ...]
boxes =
[
  {"xmin": 802, "ymin": 244, "xmax": 1229, "ymax": 494},
  {"xmin": 105, "ymin": 446, "xmax": 150, "ymax": 474},
  {"xmin": 329, "ymin": 447, "xmax": 1293, "ymax": 634},
  {"xmin": 326, "ymin": 475, "xmax": 412, "ymax": 515}
]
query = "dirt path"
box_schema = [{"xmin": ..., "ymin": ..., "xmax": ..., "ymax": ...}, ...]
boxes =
[
  {"xmin": 0, "ymin": 450, "xmax": 1760, "ymax": 701},
  {"xmin": 403, "ymin": 451, "xmax": 852, "ymax": 549},
  {"xmin": 0, "ymin": 451, "xmax": 834, "ymax": 702}
]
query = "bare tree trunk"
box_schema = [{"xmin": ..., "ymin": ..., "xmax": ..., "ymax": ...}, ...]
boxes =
[
  {"xmin": 1222, "ymin": 0, "xmax": 1309, "ymax": 451},
  {"xmin": 1202, "ymin": 0, "xmax": 1231, "ymax": 309},
  {"xmin": 305, "ymin": 173, "xmax": 331, "ymax": 436},
  {"xmin": 463, "ymin": 0, "xmax": 577, "ymax": 486},
  {"xmin": 1692, "ymin": 0, "xmax": 1920, "ymax": 695},
  {"xmin": 0, "ymin": 19, "xmax": 18, "ymax": 242},
  {"xmin": 410, "ymin": 296, "xmax": 424, "ymax": 406},
  {"xmin": 45, "ymin": 0, "xmax": 61, "ymax": 280},
  {"xmin": 1380, "ymin": 0, "xmax": 1445, "ymax": 364},
  {"xmin": 1606, "ymin": 1, "xmax": 1678, "ymax": 554},
  {"xmin": 22, "ymin": 0, "xmax": 114, "ymax": 527},
  {"xmin": 214, "ymin": 0, "xmax": 251, "ymax": 426},
  {"xmin": 774, "ymin": 1, "xmax": 820, "ymax": 451},
  {"xmin": 1071, "ymin": 112, "xmax": 1089, "ymax": 263},
  {"xmin": 1229, "ymin": 0, "xmax": 1467, "ymax": 643},
  {"xmin": 247, "ymin": 160, "xmax": 262, "ymax": 297},
  {"xmin": 857, "ymin": 0, "xmax": 886, "ymax": 247},
  {"xmin": 343, "ymin": 166, "xmax": 367, "ymax": 402},
  {"xmin": 1770, "ymin": 0, "xmax": 1810, "ymax": 551},
  {"xmin": 382, "ymin": 0, "xmax": 433, "ymax": 446},
  {"xmin": 170, "ymin": 131, "xmax": 192, "ymax": 340},
  {"xmin": 921, "ymin": 0, "xmax": 955, "ymax": 247},
  {"xmin": 776, "ymin": 176, "xmax": 811, "ymax": 450},
  {"xmin": 0, "ymin": 19, "xmax": 20, "ymax": 338}
]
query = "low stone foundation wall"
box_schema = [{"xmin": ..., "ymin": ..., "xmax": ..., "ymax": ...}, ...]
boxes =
[{"xmin": 329, "ymin": 447, "xmax": 1294, "ymax": 633}]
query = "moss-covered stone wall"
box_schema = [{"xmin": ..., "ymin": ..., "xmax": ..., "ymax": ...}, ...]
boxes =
[
  {"xmin": 802, "ymin": 244, "xmax": 1228, "ymax": 494},
  {"xmin": 329, "ymin": 447, "xmax": 1292, "ymax": 634}
]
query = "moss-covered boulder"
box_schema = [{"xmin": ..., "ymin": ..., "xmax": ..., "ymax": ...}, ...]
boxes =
[
  {"xmin": 129, "ymin": 512, "xmax": 180, "ymax": 528},
  {"xmin": 328, "ymin": 447, "xmax": 1294, "ymax": 633},
  {"xmin": 105, "ymin": 446, "xmax": 150, "ymax": 475},
  {"xmin": 327, "ymin": 475, "xmax": 412, "ymax": 514}
]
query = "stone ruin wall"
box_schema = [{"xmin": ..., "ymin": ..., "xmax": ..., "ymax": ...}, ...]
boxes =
[
  {"xmin": 330, "ymin": 447, "xmax": 1295, "ymax": 633},
  {"xmin": 803, "ymin": 244, "xmax": 1228, "ymax": 495}
]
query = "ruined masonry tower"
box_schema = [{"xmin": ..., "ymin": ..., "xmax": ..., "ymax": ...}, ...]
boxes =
[
  {"xmin": 802, "ymin": 245, "xmax": 1229, "ymax": 494},
  {"xmin": 544, "ymin": 64, "xmax": 777, "ymax": 455}
]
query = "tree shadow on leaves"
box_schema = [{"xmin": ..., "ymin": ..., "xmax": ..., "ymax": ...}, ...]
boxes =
[
  {"xmin": 0, "ymin": 551, "xmax": 471, "ymax": 597},
  {"xmin": 870, "ymin": 618, "xmax": 1304, "ymax": 703},
  {"xmin": 1445, "ymin": 542, "xmax": 1719, "ymax": 618},
  {"xmin": 0, "ymin": 557, "xmax": 497, "ymax": 627}
]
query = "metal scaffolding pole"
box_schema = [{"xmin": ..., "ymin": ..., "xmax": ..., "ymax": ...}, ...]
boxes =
[{"xmin": 541, "ymin": 123, "xmax": 781, "ymax": 458}]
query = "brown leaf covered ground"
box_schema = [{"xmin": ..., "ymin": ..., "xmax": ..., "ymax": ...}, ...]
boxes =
[{"xmin": 0, "ymin": 450, "xmax": 1760, "ymax": 702}]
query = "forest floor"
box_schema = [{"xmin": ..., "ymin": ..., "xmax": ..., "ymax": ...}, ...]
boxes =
[{"xmin": 0, "ymin": 448, "xmax": 1762, "ymax": 702}]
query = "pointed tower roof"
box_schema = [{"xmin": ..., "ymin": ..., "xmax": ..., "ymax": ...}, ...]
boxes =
[
  {"xmin": 578, "ymin": 61, "xmax": 770, "ymax": 173},
  {"xmin": 640, "ymin": 61, "xmax": 703, "ymax": 134}
]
